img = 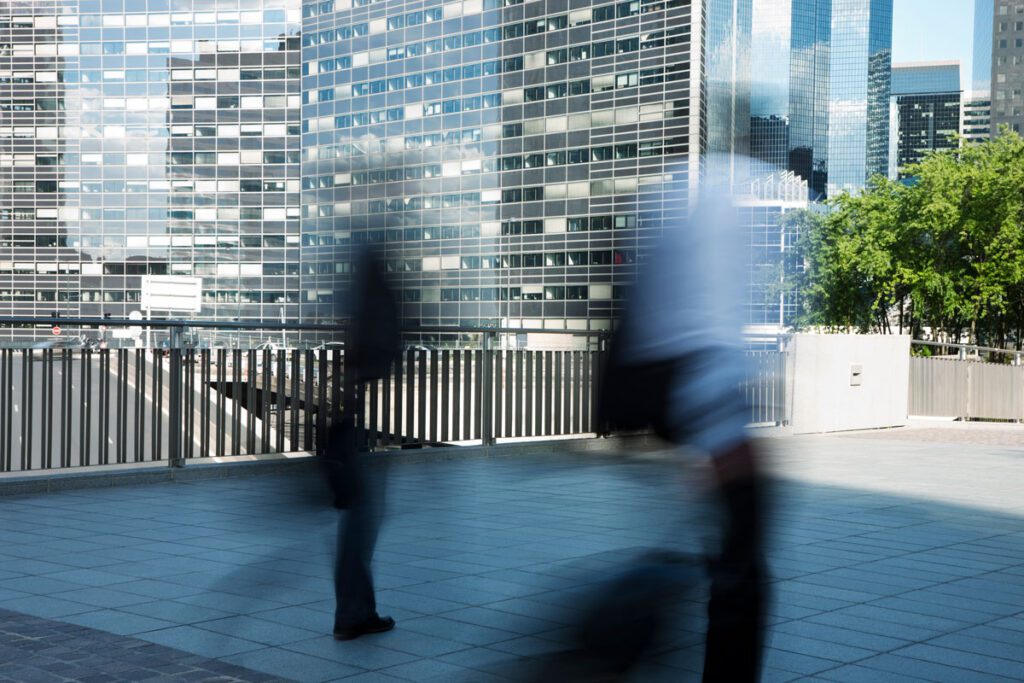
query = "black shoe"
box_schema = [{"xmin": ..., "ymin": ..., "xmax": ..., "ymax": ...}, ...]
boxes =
[{"xmin": 333, "ymin": 615, "xmax": 395, "ymax": 641}]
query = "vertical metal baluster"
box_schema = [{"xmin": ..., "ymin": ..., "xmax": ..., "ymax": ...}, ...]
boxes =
[
  {"xmin": 154, "ymin": 349, "xmax": 164, "ymax": 461},
  {"xmin": 83, "ymin": 349, "xmax": 92, "ymax": 466},
  {"xmin": 275, "ymin": 350, "xmax": 286, "ymax": 453},
  {"xmin": 100, "ymin": 349, "xmax": 110, "ymax": 465},
  {"xmin": 186, "ymin": 349, "xmax": 195, "ymax": 459},
  {"xmin": 525, "ymin": 351, "xmax": 534, "ymax": 437},
  {"xmin": 544, "ymin": 351, "xmax": 553, "ymax": 437},
  {"xmin": 573, "ymin": 351, "xmax": 582, "ymax": 434},
  {"xmin": 1, "ymin": 350, "xmax": 9, "ymax": 471},
  {"xmin": 116, "ymin": 350, "xmax": 125, "ymax": 464},
  {"xmin": 583, "ymin": 349, "xmax": 592, "ymax": 433},
  {"xmin": 441, "ymin": 350, "xmax": 450, "ymax": 443},
  {"xmin": 246, "ymin": 349, "xmax": 257, "ymax": 454},
  {"xmin": 368, "ymin": 376, "xmax": 379, "ymax": 451},
  {"xmin": 330, "ymin": 349, "xmax": 341, "ymax": 428},
  {"xmin": 217, "ymin": 349, "xmax": 227, "ymax": 457},
  {"xmin": 135, "ymin": 349, "xmax": 145, "ymax": 462},
  {"xmin": 553, "ymin": 352, "xmax": 563, "ymax": 436},
  {"xmin": 474, "ymin": 349, "xmax": 483, "ymax": 441},
  {"xmin": 514, "ymin": 350, "xmax": 524, "ymax": 438},
  {"xmin": 451, "ymin": 350, "xmax": 461, "ymax": 441},
  {"xmin": 289, "ymin": 350, "xmax": 300, "ymax": 451},
  {"xmin": 393, "ymin": 351, "xmax": 404, "ymax": 445},
  {"xmin": 417, "ymin": 349, "xmax": 427, "ymax": 444},
  {"xmin": 406, "ymin": 349, "xmax": 416, "ymax": 445},
  {"xmin": 232, "ymin": 349, "xmax": 242, "ymax": 454},
  {"xmin": 24, "ymin": 349, "xmax": 34, "ymax": 470},
  {"xmin": 41, "ymin": 350, "xmax": 52, "ymax": 469},
  {"xmin": 303, "ymin": 350, "xmax": 314, "ymax": 451},
  {"xmin": 201, "ymin": 350, "xmax": 210, "ymax": 458},
  {"xmin": 428, "ymin": 350, "xmax": 438, "ymax": 444},
  {"xmin": 464, "ymin": 350, "xmax": 473, "ymax": 440},
  {"xmin": 382, "ymin": 356, "xmax": 393, "ymax": 447},
  {"xmin": 261, "ymin": 349, "xmax": 271, "ymax": 451},
  {"xmin": 492, "ymin": 349, "xmax": 502, "ymax": 440},
  {"xmin": 316, "ymin": 350, "xmax": 328, "ymax": 454},
  {"xmin": 505, "ymin": 350, "xmax": 514, "ymax": 438}
]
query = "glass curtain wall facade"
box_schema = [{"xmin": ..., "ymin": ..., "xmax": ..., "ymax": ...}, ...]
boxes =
[
  {"xmin": 0, "ymin": 0, "xmax": 302, "ymax": 328},
  {"xmin": 705, "ymin": 0, "xmax": 751, "ymax": 184},
  {"xmin": 888, "ymin": 62, "xmax": 961, "ymax": 179},
  {"xmin": 962, "ymin": 93, "xmax": 992, "ymax": 142},
  {"xmin": 300, "ymin": 0, "xmax": 701, "ymax": 331},
  {"xmin": 992, "ymin": 0, "xmax": 1024, "ymax": 134},
  {"xmin": 975, "ymin": 0, "xmax": 994, "ymax": 94},
  {"xmin": 826, "ymin": 0, "xmax": 891, "ymax": 196},
  {"xmin": 749, "ymin": 0, "xmax": 830, "ymax": 200}
]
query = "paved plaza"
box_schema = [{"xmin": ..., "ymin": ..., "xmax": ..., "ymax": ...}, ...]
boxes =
[{"xmin": 0, "ymin": 427, "xmax": 1022, "ymax": 682}]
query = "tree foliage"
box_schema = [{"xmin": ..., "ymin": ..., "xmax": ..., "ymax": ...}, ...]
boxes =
[{"xmin": 792, "ymin": 130, "xmax": 1024, "ymax": 348}]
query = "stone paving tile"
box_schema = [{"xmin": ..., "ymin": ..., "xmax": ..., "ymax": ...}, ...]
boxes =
[
  {"xmin": 0, "ymin": 608, "xmax": 282, "ymax": 682},
  {"xmin": 0, "ymin": 432, "xmax": 1023, "ymax": 681}
]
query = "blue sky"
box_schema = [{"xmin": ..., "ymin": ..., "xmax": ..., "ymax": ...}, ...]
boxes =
[{"xmin": 892, "ymin": 0, "xmax": 976, "ymax": 89}]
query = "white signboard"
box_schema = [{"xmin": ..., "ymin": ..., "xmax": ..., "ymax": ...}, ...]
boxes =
[{"xmin": 141, "ymin": 276, "xmax": 203, "ymax": 313}]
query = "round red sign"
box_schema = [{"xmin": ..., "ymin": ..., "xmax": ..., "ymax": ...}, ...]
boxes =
[{"xmin": 52, "ymin": 326, "xmax": 61, "ymax": 336}]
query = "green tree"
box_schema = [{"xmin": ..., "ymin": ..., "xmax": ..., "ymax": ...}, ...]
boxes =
[{"xmin": 791, "ymin": 129, "xmax": 1024, "ymax": 348}]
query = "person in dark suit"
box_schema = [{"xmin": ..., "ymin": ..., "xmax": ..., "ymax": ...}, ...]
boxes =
[{"xmin": 323, "ymin": 247, "xmax": 401, "ymax": 640}]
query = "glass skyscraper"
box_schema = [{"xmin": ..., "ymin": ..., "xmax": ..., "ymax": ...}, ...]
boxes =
[
  {"xmin": 991, "ymin": 0, "xmax": 1024, "ymax": 135},
  {"xmin": 974, "ymin": 0, "xmax": 994, "ymax": 94},
  {"xmin": 0, "ymin": 1, "xmax": 302, "ymax": 327},
  {"xmin": 888, "ymin": 62, "xmax": 961, "ymax": 179},
  {"xmin": 826, "ymin": 0, "xmax": 892, "ymax": 196},
  {"xmin": 749, "ymin": 0, "xmax": 830, "ymax": 200},
  {"xmin": 299, "ymin": 0, "xmax": 709, "ymax": 332}
]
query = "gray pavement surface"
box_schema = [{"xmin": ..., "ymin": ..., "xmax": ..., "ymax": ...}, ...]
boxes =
[{"xmin": 0, "ymin": 431, "xmax": 1022, "ymax": 682}]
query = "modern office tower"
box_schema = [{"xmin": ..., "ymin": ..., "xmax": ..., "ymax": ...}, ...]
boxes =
[
  {"xmin": 749, "ymin": 0, "xmax": 831, "ymax": 200},
  {"xmin": 826, "ymin": 0, "xmax": 892, "ymax": 196},
  {"xmin": 975, "ymin": 0, "xmax": 994, "ymax": 94},
  {"xmin": 0, "ymin": 2, "xmax": 303, "ymax": 325},
  {"xmin": 706, "ymin": 0, "xmax": 752, "ymax": 184},
  {"xmin": 737, "ymin": 170, "xmax": 807, "ymax": 331},
  {"xmin": 962, "ymin": 92, "xmax": 993, "ymax": 143},
  {"xmin": 300, "ymin": 0, "xmax": 717, "ymax": 333},
  {"xmin": 991, "ymin": 0, "xmax": 1024, "ymax": 134},
  {"xmin": 888, "ymin": 62, "xmax": 961, "ymax": 179}
]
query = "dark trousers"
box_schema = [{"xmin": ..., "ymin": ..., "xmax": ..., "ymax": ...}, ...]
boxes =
[{"xmin": 329, "ymin": 408, "xmax": 385, "ymax": 630}]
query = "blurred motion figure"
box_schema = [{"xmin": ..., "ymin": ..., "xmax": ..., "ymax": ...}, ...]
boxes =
[
  {"xmin": 322, "ymin": 246, "xmax": 401, "ymax": 640},
  {"xmin": 588, "ymin": 178, "xmax": 771, "ymax": 681}
]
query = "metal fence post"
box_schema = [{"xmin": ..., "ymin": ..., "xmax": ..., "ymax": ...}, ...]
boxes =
[
  {"xmin": 168, "ymin": 324, "xmax": 184, "ymax": 468},
  {"xmin": 481, "ymin": 331, "xmax": 494, "ymax": 446}
]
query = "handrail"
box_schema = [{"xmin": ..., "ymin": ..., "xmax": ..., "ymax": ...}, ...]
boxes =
[
  {"xmin": 0, "ymin": 317, "xmax": 609, "ymax": 337},
  {"xmin": 911, "ymin": 339, "xmax": 1023, "ymax": 359}
]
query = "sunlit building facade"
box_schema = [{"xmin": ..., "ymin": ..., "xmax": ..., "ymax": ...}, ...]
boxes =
[
  {"xmin": 992, "ymin": 0, "xmax": 1024, "ymax": 134},
  {"xmin": 749, "ymin": 0, "xmax": 831, "ymax": 200},
  {"xmin": 300, "ymin": 0, "xmax": 720, "ymax": 332},
  {"xmin": 826, "ymin": 0, "xmax": 892, "ymax": 195},
  {"xmin": 0, "ymin": 0, "xmax": 303, "ymax": 325},
  {"xmin": 888, "ymin": 62, "xmax": 961, "ymax": 179}
]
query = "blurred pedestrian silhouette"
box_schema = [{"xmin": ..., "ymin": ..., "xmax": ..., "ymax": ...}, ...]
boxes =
[
  {"xmin": 546, "ymin": 182, "xmax": 770, "ymax": 681},
  {"xmin": 322, "ymin": 246, "xmax": 401, "ymax": 640}
]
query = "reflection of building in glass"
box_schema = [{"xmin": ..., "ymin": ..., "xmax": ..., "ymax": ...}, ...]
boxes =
[
  {"xmin": 992, "ymin": 0, "xmax": 1024, "ymax": 135},
  {"xmin": 300, "ymin": 0, "xmax": 742, "ymax": 332},
  {"xmin": 826, "ymin": 0, "xmax": 892, "ymax": 196},
  {"xmin": 0, "ymin": 2, "xmax": 302, "ymax": 327},
  {"xmin": 738, "ymin": 171, "xmax": 806, "ymax": 331},
  {"xmin": 974, "ymin": 0, "xmax": 994, "ymax": 95},
  {"xmin": 888, "ymin": 62, "xmax": 961, "ymax": 179},
  {"xmin": 750, "ymin": 0, "xmax": 831, "ymax": 200},
  {"xmin": 706, "ymin": 0, "xmax": 752, "ymax": 184},
  {"xmin": 962, "ymin": 93, "xmax": 992, "ymax": 143}
]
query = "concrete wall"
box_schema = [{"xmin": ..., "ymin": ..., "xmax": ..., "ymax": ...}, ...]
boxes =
[{"xmin": 787, "ymin": 333, "xmax": 910, "ymax": 434}]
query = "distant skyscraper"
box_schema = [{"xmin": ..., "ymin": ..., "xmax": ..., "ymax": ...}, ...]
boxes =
[
  {"xmin": 962, "ymin": 93, "xmax": 993, "ymax": 143},
  {"xmin": 750, "ymin": 0, "xmax": 831, "ymax": 200},
  {"xmin": 0, "ymin": 2, "xmax": 303, "ymax": 325},
  {"xmin": 974, "ymin": 0, "xmax": 994, "ymax": 94},
  {"xmin": 826, "ymin": 0, "xmax": 892, "ymax": 195},
  {"xmin": 991, "ymin": 0, "xmax": 1024, "ymax": 135},
  {"xmin": 888, "ymin": 62, "xmax": 961, "ymax": 179},
  {"xmin": 706, "ymin": 0, "xmax": 753, "ymax": 184},
  {"xmin": 300, "ymin": 0, "xmax": 748, "ymax": 331}
]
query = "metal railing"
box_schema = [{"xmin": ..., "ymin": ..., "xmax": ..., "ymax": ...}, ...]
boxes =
[
  {"xmin": 909, "ymin": 339, "xmax": 1024, "ymax": 421},
  {"xmin": 0, "ymin": 317, "xmax": 789, "ymax": 474}
]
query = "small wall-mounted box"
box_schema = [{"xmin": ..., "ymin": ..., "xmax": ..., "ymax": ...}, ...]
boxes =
[{"xmin": 850, "ymin": 363, "xmax": 863, "ymax": 386}]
